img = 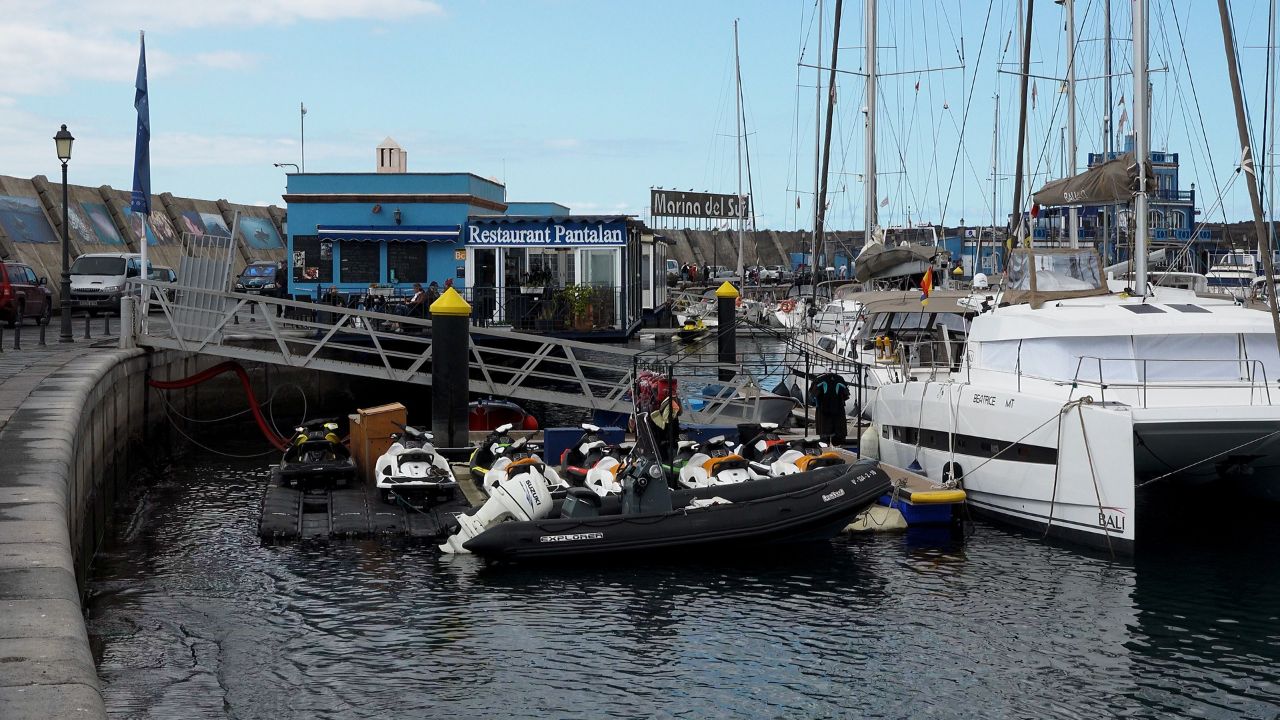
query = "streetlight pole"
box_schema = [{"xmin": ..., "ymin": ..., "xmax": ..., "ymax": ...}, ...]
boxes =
[{"xmin": 54, "ymin": 124, "xmax": 74, "ymax": 343}]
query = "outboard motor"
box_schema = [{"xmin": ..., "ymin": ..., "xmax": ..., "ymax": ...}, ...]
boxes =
[{"xmin": 440, "ymin": 462, "xmax": 557, "ymax": 554}]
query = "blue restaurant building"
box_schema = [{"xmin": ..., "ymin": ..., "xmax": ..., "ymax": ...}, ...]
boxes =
[{"xmin": 281, "ymin": 139, "xmax": 665, "ymax": 338}]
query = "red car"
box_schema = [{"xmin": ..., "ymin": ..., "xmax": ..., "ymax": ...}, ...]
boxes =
[{"xmin": 0, "ymin": 261, "xmax": 53, "ymax": 327}]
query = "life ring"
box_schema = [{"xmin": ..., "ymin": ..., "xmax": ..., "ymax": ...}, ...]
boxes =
[{"xmin": 779, "ymin": 299, "xmax": 796, "ymax": 313}]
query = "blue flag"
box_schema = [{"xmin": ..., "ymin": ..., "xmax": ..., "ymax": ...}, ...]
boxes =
[{"xmin": 130, "ymin": 31, "xmax": 150, "ymax": 216}]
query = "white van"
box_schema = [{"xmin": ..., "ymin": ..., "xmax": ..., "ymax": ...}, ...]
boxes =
[{"xmin": 70, "ymin": 253, "xmax": 148, "ymax": 315}]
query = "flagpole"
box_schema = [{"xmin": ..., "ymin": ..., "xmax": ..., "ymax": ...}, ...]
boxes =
[
  {"xmin": 300, "ymin": 102, "xmax": 307, "ymax": 173},
  {"xmin": 133, "ymin": 29, "xmax": 150, "ymax": 326}
]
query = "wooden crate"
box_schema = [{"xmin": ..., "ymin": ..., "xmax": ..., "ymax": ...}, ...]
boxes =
[{"xmin": 350, "ymin": 402, "xmax": 407, "ymax": 486}]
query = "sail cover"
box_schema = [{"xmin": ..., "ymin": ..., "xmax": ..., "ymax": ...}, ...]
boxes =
[{"xmin": 1031, "ymin": 153, "xmax": 1155, "ymax": 207}]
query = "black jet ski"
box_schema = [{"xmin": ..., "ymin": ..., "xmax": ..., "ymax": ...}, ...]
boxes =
[
  {"xmin": 277, "ymin": 419, "xmax": 356, "ymax": 490},
  {"xmin": 459, "ymin": 416, "xmax": 890, "ymax": 561}
]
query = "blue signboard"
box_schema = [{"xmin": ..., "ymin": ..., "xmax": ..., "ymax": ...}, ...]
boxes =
[{"xmin": 467, "ymin": 218, "xmax": 627, "ymax": 247}]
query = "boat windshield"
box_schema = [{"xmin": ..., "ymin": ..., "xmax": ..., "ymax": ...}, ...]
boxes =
[{"xmin": 1005, "ymin": 248, "xmax": 1107, "ymax": 307}]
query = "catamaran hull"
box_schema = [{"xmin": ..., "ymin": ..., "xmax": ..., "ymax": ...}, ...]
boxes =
[
  {"xmin": 872, "ymin": 383, "xmax": 1137, "ymax": 551},
  {"xmin": 874, "ymin": 382, "xmax": 1280, "ymax": 550}
]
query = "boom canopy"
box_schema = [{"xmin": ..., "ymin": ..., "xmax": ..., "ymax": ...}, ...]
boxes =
[{"xmin": 1031, "ymin": 153, "xmax": 1155, "ymax": 207}]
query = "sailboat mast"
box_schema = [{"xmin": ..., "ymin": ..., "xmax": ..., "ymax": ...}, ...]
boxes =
[
  {"xmin": 812, "ymin": 0, "xmax": 823, "ymax": 276},
  {"xmin": 1009, "ymin": 0, "xmax": 1035, "ymax": 255},
  {"xmin": 864, "ymin": 0, "xmax": 878, "ymax": 242},
  {"xmin": 735, "ymin": 19, "xmax": 745, "ymax": 283},
  {"xmin": 1133, "ymin": 0, "xmax": 1149, "ymax": 291},
  {"xmin": 1102, "ymin": 0, "xmax": 1113, "ymax": 262},
  {"xmin": 1063, "ymin": 0, "xmax": 1079, "ymax": 247},
  {"xmin": 814, "ymin": 0, "xmax": 844, "ymax": 301},
  {"xmin": 1216, "ymin": 0, "xmax": 1280, "ymax": 349}
]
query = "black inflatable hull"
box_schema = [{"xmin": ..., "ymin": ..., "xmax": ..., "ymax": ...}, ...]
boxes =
[{"xmin": 462, "ymin": 460, "xmax": 890, "ymax": 561}]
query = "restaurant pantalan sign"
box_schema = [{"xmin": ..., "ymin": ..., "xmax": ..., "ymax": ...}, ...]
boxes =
[{"xmin": 650, "ymin": 190, "xmax": 749, "ymax": 220}]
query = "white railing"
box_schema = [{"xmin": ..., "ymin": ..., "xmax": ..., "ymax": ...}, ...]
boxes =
[{"xmin": 129, "ymin": 278, "xmax": 778, "ymax": 424}]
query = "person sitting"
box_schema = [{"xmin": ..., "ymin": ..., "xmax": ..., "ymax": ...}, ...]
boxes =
[
  {"xmin": 396, "ymin": 283, "xmax": 427, "ymax": 317},
  {"xmin": 425, "ymin": 281, "xmax": 440, "ymax": 308}
]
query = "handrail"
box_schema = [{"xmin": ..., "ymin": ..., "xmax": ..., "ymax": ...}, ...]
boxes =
[
  {"xmin": 129, "ymin": 278, "xmax": 780, "ymax": 424},
  {"xmin": 1060, "ymin": 355, "xmax": 1273, "ymax": 407}
]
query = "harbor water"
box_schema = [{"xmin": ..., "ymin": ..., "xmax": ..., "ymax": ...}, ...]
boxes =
[{"xmin": 87, "ymin": 448, "xmax": 1280, "ymax": 718}]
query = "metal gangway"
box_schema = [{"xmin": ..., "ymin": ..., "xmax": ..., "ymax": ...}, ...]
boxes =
[{"xmin": 128, "ymin": 276, "xmax": 783, "ymax": 424}]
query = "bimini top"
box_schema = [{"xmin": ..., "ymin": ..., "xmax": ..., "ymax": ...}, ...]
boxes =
[
  {"xmin": 842, "ymin": 288, "xmax": 974, "ymax": 316},
  {"xmin": 1004, "ymin": 247, "xmax": 1109, "ymax": 308}
]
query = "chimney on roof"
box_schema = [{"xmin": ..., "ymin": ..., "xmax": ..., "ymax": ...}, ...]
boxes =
[{"xmin": 376, "ymin": 137, "xmax": 407, "ymax": 173}]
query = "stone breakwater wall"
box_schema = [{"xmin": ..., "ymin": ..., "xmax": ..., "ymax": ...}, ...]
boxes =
[
  {"xmin": 0, "ymin": 348, "xmax": 226, "ymax": 719},
  {"xmin": 654, "ymin": 228, "xmax": 864, "ymax": 269},
  {"xmin": 0, "ymin": 173, "xmax": 288, "ymax": 307}
]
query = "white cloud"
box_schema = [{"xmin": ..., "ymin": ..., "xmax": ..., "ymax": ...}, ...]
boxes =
[
  {"xmin": 193, "ymin": 51, "xmax": 259, "ymax": 71},
  {"xmin": 2, "ymin": 0, "xmax": 444, "ymax": 32}
]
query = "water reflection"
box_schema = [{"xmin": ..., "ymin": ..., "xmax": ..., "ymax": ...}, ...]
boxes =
[{"xmin": 86, "ymin": 453, "xmax": 1280, "ymax": 719}]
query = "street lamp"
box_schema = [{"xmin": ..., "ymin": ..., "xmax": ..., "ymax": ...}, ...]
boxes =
[
  {"xmin": 54, "ymin": 124, "xmax": 74, "ymax": 343},
  {"xmin": 273, "ymin": 162, "xmax": 299, "ymax": 173}
]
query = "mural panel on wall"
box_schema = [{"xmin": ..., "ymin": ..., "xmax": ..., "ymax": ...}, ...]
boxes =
[
  {"xmin": 0, "ymin": 195, "xmax": 57, "ymax": 244},
  {"xmin": 82, "ymin": 202, "xmax": 123, "ymax": 245},
  {"xmin": 66, "ymin": 204, "xmax": 97, "ymax": 248},
  {"xmin": 123, "ymin": 205, "xmax": 157, "ymax": 246},
  {"xmin": 199, "ymin": 212, "xmax": 231, "ymax": 238},
  {"xmin": 238, "ymin": 216, "xmax": 282, "ymax": 250},
  {"xmin": 150, "ymin": 211, "xmax": 177, "ymax": 244},
  {"xmin": 179, "ymin": 211, "xmax": 205, "ymax": 237}
]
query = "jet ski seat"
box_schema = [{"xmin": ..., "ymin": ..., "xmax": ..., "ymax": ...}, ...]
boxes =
[{"xmin": 562, "ymin": 486, "xmax": 603, "ymax": 518}]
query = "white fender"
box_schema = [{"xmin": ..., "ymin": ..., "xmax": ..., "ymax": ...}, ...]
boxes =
[{"xmin": 860, "ymin": 423, "xmax": 881, "ymax": 460}]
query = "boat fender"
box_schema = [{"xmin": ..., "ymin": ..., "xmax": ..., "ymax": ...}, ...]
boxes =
[
  {"xmin": 859, "ymin": 424, "xmax": 880, "ymax": 459},
  {"xmin": 941, "ymin": 461, "xmax": 964, "ymax": 485}
]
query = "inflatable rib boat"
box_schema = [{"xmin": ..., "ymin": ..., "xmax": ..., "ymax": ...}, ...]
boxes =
[{"xmin": 461, "ymin": 459, "xmax": 889, "ymax": 561}]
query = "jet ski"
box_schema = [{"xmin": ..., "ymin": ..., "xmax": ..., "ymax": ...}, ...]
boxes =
[
  {"xmin": 560, "ymin": 423, "xmax": 628, "ymax": 495},
  {"xmin": 676, "ymin": 435, "xmax": 753, "ymax": 488},
  {"xmin": 277, "ymin": 419, "xmax": 356, "ymax": 490},
  {"xmin": 444, "ymin": 414, "xmax": 891, "ymax": 561},
  {"xmin": 478, "ymin": 435, "xmax": 567, "ymax": 495},
  {"xmin": 374, "ymin": 424, "xmax": 457, "ymax": 508},
  {"xmin": 469, "ymin": 423, "xmax": 517, "ymax": 488}
]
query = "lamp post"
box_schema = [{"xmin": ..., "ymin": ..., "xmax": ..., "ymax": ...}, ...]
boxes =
[
  {"xmin": 54, "ymin": 124, "xmax": 74, "ymax": 343},
  {"xmin": 273, "ymin": 162, "xmax": 299, "ymax": 173}
]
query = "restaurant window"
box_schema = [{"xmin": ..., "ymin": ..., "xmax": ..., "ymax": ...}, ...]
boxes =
[
  {"xmin": 292, "ymin": 235, "xmax": 332, "ymax": 283},
  {"xmin": 387, "ymin": 243, "xmax": 427, "ymax": 284},
  {"xmin": 339, "ymin": 241, "xmax": 380, "ymax": 284}
]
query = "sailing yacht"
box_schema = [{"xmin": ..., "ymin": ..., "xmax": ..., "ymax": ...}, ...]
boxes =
[
  {"xmin": 869, "ymin": 0, "xmax": 1280, "ymax": 551},
  {"xmin": 871, "ymin": 246, "xmax": 1280, "ymax": 551}
]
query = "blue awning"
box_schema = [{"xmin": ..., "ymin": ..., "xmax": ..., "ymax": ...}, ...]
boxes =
[{"xmin": 316, "ymin": 225, "xmax": 460, "ymax": 243}]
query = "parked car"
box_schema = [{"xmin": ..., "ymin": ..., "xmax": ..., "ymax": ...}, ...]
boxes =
[
  {"xmin": 0, "ymin": 261, "xmax": 52, "ymax": 327},
  {"xmin": 149, "ymin": 266, "xmax": 177, "ymax": 302},
  {"xmin": 70, "ymin": 253, "xmax": 146, "ymax": 316},
  {"xmin": 235, "ymin": 261, "xmax": 286, "ymax": 298},
  {"xmin": 665, "ymin": 258, "xmax": 680, "ymax": 286},
  {"xmin": 767, "ymin": 265, "xmax": 795, "ymax": 284}
]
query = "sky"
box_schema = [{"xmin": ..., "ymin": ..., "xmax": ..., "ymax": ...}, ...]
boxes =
[{"xmin": 2, "ymin": 0, "xmax": 1278, "ymax": 230}]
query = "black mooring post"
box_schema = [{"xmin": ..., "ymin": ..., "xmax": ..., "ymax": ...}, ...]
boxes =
[
  {"xmin": 103, "ymin": 313, "xmax": 110, "ymax": 336},
  {"xmin": 38, "ymin": 322, "xmax": 46, "ymax": 346},
  {"xmin": 12, "ymin": 321, "xmax": 20, "ymax": 350},
  {"xmin": 83, "ymin": 312, "xmax": 90, "ymax": 340},
  {"xmin": 430, "ymin": 288, "xmax": 472, "ymax": 450},
  {"xmin": 715, "ymin": 281, "xmax": 738, "ymax": 383}
]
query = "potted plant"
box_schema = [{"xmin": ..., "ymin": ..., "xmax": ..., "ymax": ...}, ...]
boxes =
[
  {"xmin": 521, "ymin": 267, "xmax": 554, "ymax": 294},
  {"xmin": 558, "ymin": 284, "xmax": 594, "ymax": 330}
]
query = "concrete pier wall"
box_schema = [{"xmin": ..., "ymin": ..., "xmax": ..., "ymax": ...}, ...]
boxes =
[{"xmin": 0, "ymin": 348, "xmax": 225, "ymax": 719}]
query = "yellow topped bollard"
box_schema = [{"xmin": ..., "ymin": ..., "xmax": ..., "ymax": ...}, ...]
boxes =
[
  {"xmin": 430, "ymin": 286, "xmax": 472, "ymax": 448},
  {"xmin": 429, "ymin": 287, "xmax": 472, "ymax": 317},
  {"xmin": 715, "ymin": 280, "xmax": 740, "ymax": 299},
  {"xmin": 716, "ymin": 282, "xmax": 740, "ymax": 381}
]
